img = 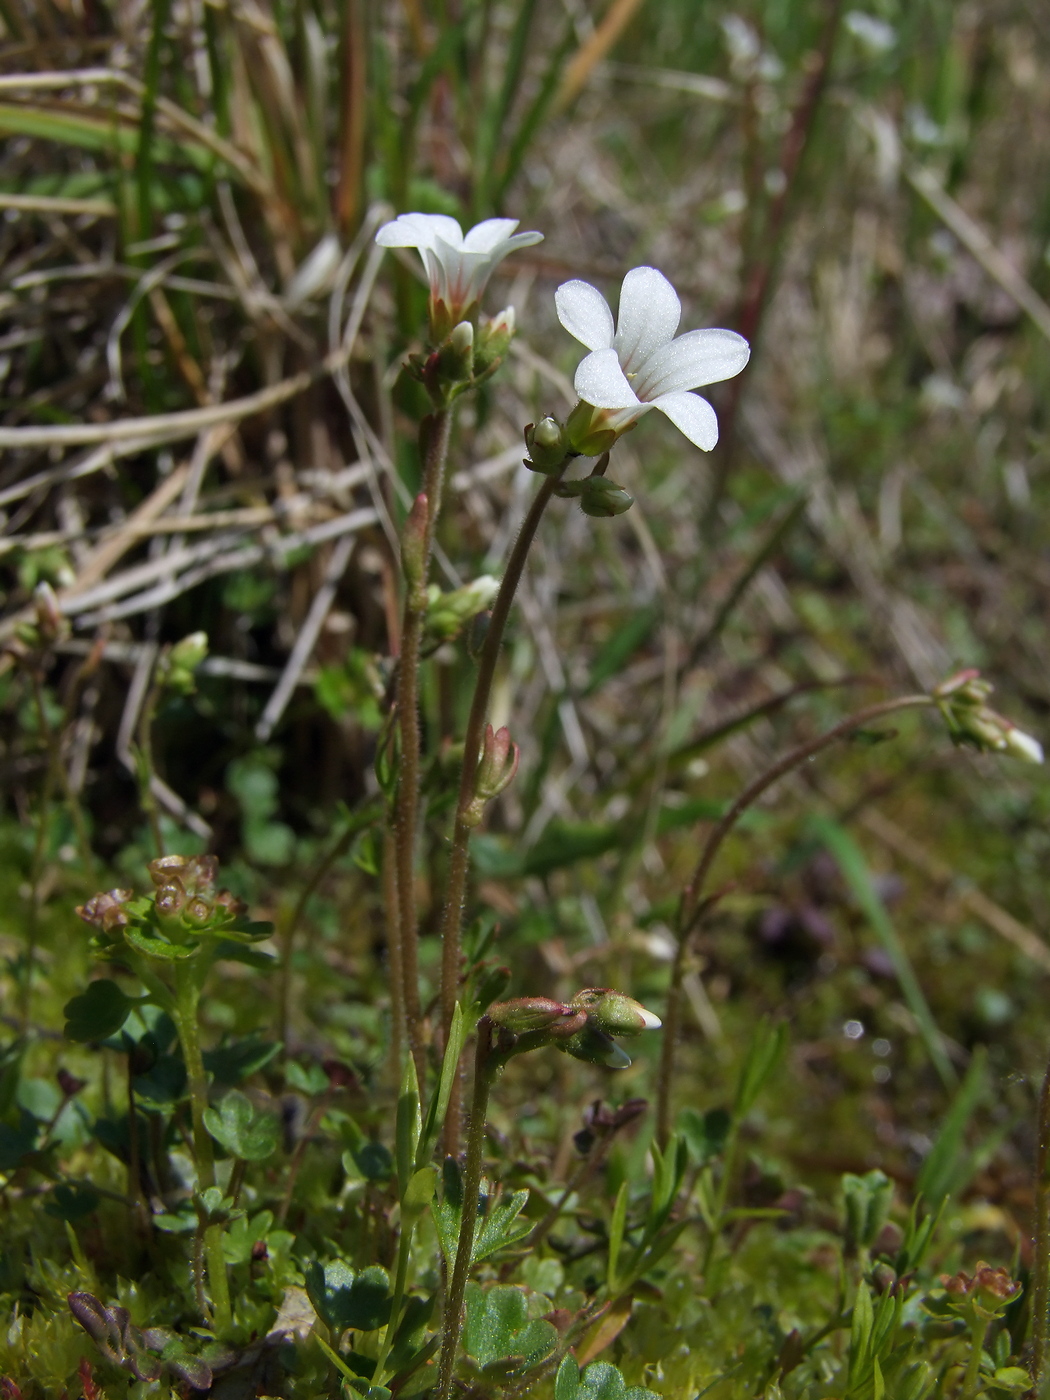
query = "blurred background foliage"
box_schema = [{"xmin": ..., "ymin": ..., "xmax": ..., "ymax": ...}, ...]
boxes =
[{"xmin": 2, "ymin": 0, "xmax": 1050, "ymax": 1393}]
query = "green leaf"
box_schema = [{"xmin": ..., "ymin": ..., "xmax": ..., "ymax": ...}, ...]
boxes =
[
  {"xmin": 462, "ymin": 1284, "xmax": 558, "ymax": 1376},
  {"xmin": 677, "ymin": 1107, "xmax": 731, "ymax": 1165},
  {"xmin": 556, "ymin": 1355, "xmax": 582, "ymax": 1400},
  {"xmin": 63, "ymin": 980, "xmax": 135, "ymax": 1042},
  {"xmin": 123, "ymin": 921, "xmax": 199, "ymax": 961},
  {"xmin": 417, "ymin": 1002, "xmax": 465, "ymax": 1169},
  {"xmin": 396, "ymin": 1055, "xmax": 421, "ymax": 1200},
  {"xmin": 734, "ymin": 1019, "xmax": 787, "ymax": 1119},
  {"xmin": 306, "ymin": 1260, "xmax": 391, "ymax": 1333},
  {"xmin": 203, "ymin": 1090, "xmax": 280, "ymax": 1162},
  {"xmin": 204, "ymin": 1034, "xmax": 281, "ymax": 1085},
  {"xmin": 402, "ymin": 1166, "xmax": 437, "ymax": 1220},
  {"xmin": 575, "ymin": 1361, "xmax": 659, "ymax": 1400},
  {"xmin": 915, "ymin": 1047, "xmax": 988, "ymax": 1209},
  {"xmin": 607, "ymin": 1181, "xmax": 629, "ymax": 1291}
]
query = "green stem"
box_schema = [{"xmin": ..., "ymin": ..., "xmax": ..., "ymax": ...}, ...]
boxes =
[
  {"xmin": 439, "ymin": 472, "xmax": 560, "ymax": 1151},
  {"xmin": 394, "ymin": 407, "xmax": 453, "ymax": 1077},
  {"xmin": 655, "ymin": 694, "xmax": 934, "ymax": 1146},
  {"xmin": 172, "ymin": 962, "xmax": 232, "ymax": 1336},
  {"xmin": 375, "ymin": 1215, "xmax": 416, "ymax": 1382},
  {"xmin": 435, "ymin": 1021, "xmax": 495, "ymax": 1400},
  {"xmin": 964, "ymin": 1316, "xmax": 989, "ymax": 1399},
  {"xmin": 1033, "ymin": 1052, "xmax": 1050, "ymax": 1391}
]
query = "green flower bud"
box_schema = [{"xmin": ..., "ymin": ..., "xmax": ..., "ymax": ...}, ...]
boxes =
[
  {"xmin": 183, "ymin": 897, "xmax": 214, "ymax": 928},
  {"xmin": 571, "ymin": 988, "xmax": 661, "ymax": 1036},
  {"xmin": 524, "ymin": 416, "xmax": 570, "ymax": 474},
  {"xmin": 475, "ymin": 306, "xmax": 516, "ymax": 375},
  {"xmin": 579, "ymin": 477, "xmax": 634, "ymax": 518},
  {"xmin": 462, "ymin": 724, "xmax": 520, "ymax": 828},
  {"xmin": 426, "ymin": 574, "xmax": 500, "ymax": 640}
]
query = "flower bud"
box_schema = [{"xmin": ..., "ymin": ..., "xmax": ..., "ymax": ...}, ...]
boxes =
[
  {"xmin": 579, "ymin": 477, "xmax": 634, "ymax": 518},
  {"xmin": 158, "ymin": 631, "xmax": 208, "ymax": 695},
  {"xmin": 488, "ymin": 997, "xmax": 577, "ymax": 1034},
  {"xmin": 934, "ymin": 669, "xmax": 1043, "ymax": 764},
  {"xmin": 524, "ymin": 417, "xmax": 570, "ymax": 475},
  {"xmin": 423, "ymin": 320, "xmax": 475, "ymax": 402},
  {"xmin": 154, "ymin": 880, "xmax": 187, "ymax": 920},
  {"xmin": 462, "ymin": 725, "xmax": 520, "ymax": 828},
  {"xmin": 183, "ymin": 897, "xmax": 214, "ymax": 928},
  {"xmin": 570, "ymin": 988, "xmax": 661, "ymax": 1035},
  {"xmin": 475, "ymin": 306, "xmax": 516, "ymax": 375},
  {"xmin": 402, "ymin": 493, "xmax": 429, "ymax": 592},
  {"xmin": 426, "ymin": 575, "xmax": 500, "ymax": 641},
  {"xmin": 76, "ymin": 889, "xmax": 133, "ymax": 934},
  {"xmin": 557, "ymin": 1023, "xmax": 633, "ymax": 1070}
]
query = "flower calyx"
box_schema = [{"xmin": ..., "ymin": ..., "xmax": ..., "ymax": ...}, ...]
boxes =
[
  {"xmin": 462, "ymin": 724, "xmax": 520, "ymax": 828},
  {"xmin": 933, "ymin": 669, "xmax": 1043, "ymax": 764}
]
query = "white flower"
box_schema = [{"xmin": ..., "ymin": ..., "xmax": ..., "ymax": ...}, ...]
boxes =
[
  {"xmin": 375, "ymin": 213, "xmax": 543, "ymax": 329},
  {"xmin": 555, "ymin": 267, "xmax": 750, "ymax": 451},
  {"xmin": 1003, "ymin": 725, "xmax": 1044, "ymax": 765}
]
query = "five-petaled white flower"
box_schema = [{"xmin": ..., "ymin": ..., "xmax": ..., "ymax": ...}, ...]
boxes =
[
  {"xmin": 555, "ymin": 267, "xmax": 750, "ymax": 451},
  {"xmin": 375, "ymin": 214, "xmax": 543, "ymax": 333}
]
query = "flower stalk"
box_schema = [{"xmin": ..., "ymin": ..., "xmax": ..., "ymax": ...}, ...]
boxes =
[
  {"xmin": 394, "ymin": 410, "xmax": 453, "ymax": 1075},
  {"xmin": 439, "ymin": 470, "xmax": 562, "ymax": 1148},
  {"xmin": 172, "ymin": 961, "xmax": 232, "ymax": 1337}
]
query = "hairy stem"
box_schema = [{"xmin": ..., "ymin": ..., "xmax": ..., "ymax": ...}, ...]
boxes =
[
  {"xmin": 1033, "ymin": 1052, "xmax": 1050, "ymax": 1390},
  {"xmin": 655, "ymin": 694, "xmax": 934, "ymax": 1145},
  {"xmin": 172, "ymin": 962, "xmax": 231, "ymax": 1336},
  {"xmin": 439, "ymin": 472, "xmax": 560, "ymax": 1150},
  {"xmin": 436, "ymin": 1022, "xmax": 494, "ymax": 1400},
  {"xmin": 394, "ymin": 407, "xmax": 453, "ymax": 1076}
]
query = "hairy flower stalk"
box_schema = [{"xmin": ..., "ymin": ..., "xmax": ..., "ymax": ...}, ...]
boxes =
[
  {"xmin": 435, "ymin": 992, "xmax": 658, "ymax": 1400},
  {"xmin": 438, "ymin": 472, "xmax": 563, "ymax": 1148}
]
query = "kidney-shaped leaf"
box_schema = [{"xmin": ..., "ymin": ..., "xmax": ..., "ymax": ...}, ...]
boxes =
[
  {"xmin": 203, "ymin": 1090, "xmax": 279, "ymax": 1161},
  {"xmin": 64, "ymin": 980, "xmax": 135, "ymax": 1042}
]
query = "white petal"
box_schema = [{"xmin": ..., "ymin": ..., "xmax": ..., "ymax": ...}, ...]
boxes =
[
  {"xmin": 574, "ymin": 347, "xmax": 640, "ymax": 410},
  {"xmin": 375, "ymin": 212, "xmax": 463, "ymax": 250},
  {"xmin": 635, "ymin": 327, "xmax": 750, "ymax": 399},
  {"xmin": 555, "ymin": 280, "xmax": 615, "ymax": 350},
  {"xmin": 614, "ymin": 266, "xmax": 681, "ymax": 374},
  {"xmin": 462, "ymin": 218, "xmax": 520, "ymax": 252},
  {"xmin": 638, "ymin": 1007, "xmax": 662, "ymax": 1030},
  {"xmin": 654, "ymin": 391, "xmax": 720, "ymax": 450}
]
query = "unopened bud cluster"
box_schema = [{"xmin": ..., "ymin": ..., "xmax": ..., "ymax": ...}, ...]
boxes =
[
  {"xmin": 462, "ymin": 724, "xmax": 520, "ymax": 828},
  {"xmin": 939, "ymin": 1263, "xmax": 1022, "ymax": 1321},
  {"xmin": 77, "ymin": 854, "xmax": 260, "ymax": 959},
  {"xmin": 486, "ymin": 986, "xmax": 661, "ymax": 1069},
  {"xmin": 156, "ymin": 632, "xmax": 208, "ymax": 696},
  {"xmin": 933, "ymin": 669, "xmax": 1043, "ymax": 764},
  {"xmin": 426, "ymin": 575, "xmax": 500, "ymax": 642},
  {"xmin": 410, "ymin": 308, "xmax": 516, "ymax": 408}
]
